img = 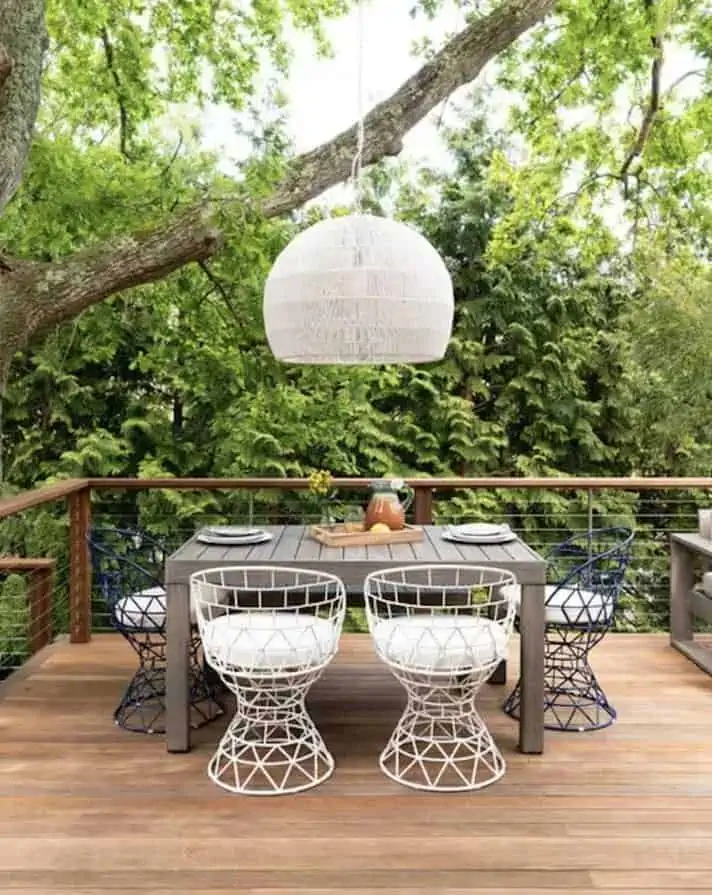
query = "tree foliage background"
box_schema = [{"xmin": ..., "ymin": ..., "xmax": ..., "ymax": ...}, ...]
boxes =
[{"xmin": 1, "ymin": 0, "xmax": 711, "ymax": 653}]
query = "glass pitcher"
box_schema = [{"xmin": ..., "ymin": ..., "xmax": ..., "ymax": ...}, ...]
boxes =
[{"xmin": 364, "ymin": 478, "xmax": 414, "ymax": 531}]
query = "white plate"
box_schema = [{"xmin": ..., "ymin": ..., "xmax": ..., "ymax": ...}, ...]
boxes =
[
  {"xmin": 442, "ymin": 531, "xmax": 516, "ymax": 545},
  {"xmin": 197, "ymin": 533, "xmax": 273, "ymax": 547},
  {"xmin": 204, "ymin": 526, "xmax": 264, "ymax": 538},
  {"xmin": 448, "ymin": 523, "xmax": 510, "ymax": 538},
  {"xmin": 447, "ymin": 531, "xmax": 513, "ymax": 542}
]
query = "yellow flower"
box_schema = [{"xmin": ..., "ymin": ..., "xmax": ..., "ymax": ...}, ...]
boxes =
[{"xmin": 308, "ymin": 469, "xmax": 333, "ymax": 498}]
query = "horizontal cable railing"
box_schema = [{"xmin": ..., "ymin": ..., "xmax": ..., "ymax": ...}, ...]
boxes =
[
  {"xmin": 0, "ymin": 486, "xmax": 85, "ymax": 678},
  {"xmin": 0, "ymin": 558, "xmax": 68, "ymax": 680},
  {"xmin": 430, "ymin": 487, "xmax": 703, "ymax": 633},
  {"xmin": 89, "ymin": 478, "xmax": 712, "ymax": 634},
  {"xmin": 1, "ymin": 477, "xmax": 711, "ymax": 672}
]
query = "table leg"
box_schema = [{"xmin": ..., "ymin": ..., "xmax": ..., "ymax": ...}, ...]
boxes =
[
  {"xmin": 518, "ymin": 581, "xmax": 545, "ymax": 754},
  {"xmin": 670, "ymin": 540, "xmax": 694, "ymax": 648},
  {"xmin": 166, "ymin": 580, "xmax": 191, "ymax": 753},
  {"xmin": 489, "ymin": 660, "xmax": 507, "ymax": 685}
]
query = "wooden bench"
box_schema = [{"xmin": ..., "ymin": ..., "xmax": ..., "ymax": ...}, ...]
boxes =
[{"xmin": 0, "ymin": 558, "xmax": 55, "ymax": 655}]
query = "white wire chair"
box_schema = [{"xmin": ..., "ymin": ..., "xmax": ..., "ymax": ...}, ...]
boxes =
[
  {"xmin": 364, "ymin": 564, "xmax": 517, "ymax": 792},
  {"xmin": 190, "ymin": 566, "xmax": 346, "ymax": 796}
]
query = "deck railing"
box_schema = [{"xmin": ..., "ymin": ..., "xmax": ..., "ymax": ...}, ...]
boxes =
[{"xmin": 1, "ymin": 476, "xmax": 711, "ymax": 676}]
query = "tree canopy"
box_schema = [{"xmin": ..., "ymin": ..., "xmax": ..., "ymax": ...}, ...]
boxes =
[{"xmin": 0, "ymin": 0, "xmax": 710, "ymax": 489}]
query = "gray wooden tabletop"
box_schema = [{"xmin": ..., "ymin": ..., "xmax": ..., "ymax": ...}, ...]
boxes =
[
  {"xmin": 166, "ymin": 524, "xmax": 546, "ymax": 589},
  {"xmin": 671, "ymin": 531, "xmax": 712, "ymax": 560}
]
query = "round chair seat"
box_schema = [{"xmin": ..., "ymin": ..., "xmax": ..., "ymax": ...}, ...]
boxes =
[
  {"xmin": 506, "ymin": 584, "xmax": 613, "ymax": 626},
  {"xmin": 373, "ymin": 615, "xmax": 508, "ymax": 671},
  {"xmin": 202, "ymin": 612, "xmax": 335, "ymax": 672},
  {"xmin": 544, "ymin": 586, "xmax": 613, "ymax": 625},
  {"xmin": 112, "ymin": 587, "xmax": 207, "ymax": 631},
  {"xmin": 113, "ymin": 587, "xmax": 167, "ymax": 631}
]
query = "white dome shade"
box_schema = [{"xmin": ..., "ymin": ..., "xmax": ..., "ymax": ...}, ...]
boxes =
[{"xmin": 263, "ymin": 213, "xmax": 454, "ymax": 364}]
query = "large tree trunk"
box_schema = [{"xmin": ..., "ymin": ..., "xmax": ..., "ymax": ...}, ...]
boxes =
[
  {"xmin": 0, "ymin": 0, "xmax": 45, "ymax": 216},
  {"xmin": 0, "ymin": 0, "xmax": 555, "ymax": 386}
]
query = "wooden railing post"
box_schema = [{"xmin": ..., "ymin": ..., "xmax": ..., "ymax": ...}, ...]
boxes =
[
  {"xmin": 68, "ymin": 486, "xmax": 92, "ymax": 643},
  {"xmin": 29, "ymin": 563, "xmax": 54, "ymax": 654},
  {"xmin": 413, "ymin": 487, "xmax": 434, "ymax": 524}
]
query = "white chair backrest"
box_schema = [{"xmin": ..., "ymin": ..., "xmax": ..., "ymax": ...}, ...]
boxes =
[
  {"xmin": 364, "ymin": 564, "xmax": 518, "ymax": 674},
  {"xmin": 190, "ymin": 566, "xmax": 346, "ymax": 675}
]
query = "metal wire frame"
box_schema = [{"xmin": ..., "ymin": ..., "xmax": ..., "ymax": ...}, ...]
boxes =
[
  {"xmin": 364, "ymin": 564, "xmax": 517, "ymax": 792},
  {"xmin": 191, "ymin": 565, "xmax": 346, "ymax": 796},
  {"xmin": 88, "ymin": 527, "xmax": 222, "ymax": 733},
  {"xmin": 503, "ymin": 526, "xmax": 635, "ymax": 732}
]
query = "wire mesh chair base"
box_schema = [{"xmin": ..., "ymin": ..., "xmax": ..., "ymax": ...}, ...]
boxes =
[
  {"xmin": 502, "ymin": 632, "xmax": 616, "ymax": 732},
  {"xmin": 381, "ymin": 673, "xmax": 506, "ymax": 792},
  {"xmin": 115, "ymin": 631, "xmax": 223, "ymax": 734},
  {"xmin": 208, "ymin": 671, "xmax": 333, "ymax": 796}
]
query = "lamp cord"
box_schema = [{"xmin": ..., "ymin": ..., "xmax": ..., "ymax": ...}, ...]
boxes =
[{"xmin": 350, "ymin": 0, "xmax": 365, "ymax": 213}]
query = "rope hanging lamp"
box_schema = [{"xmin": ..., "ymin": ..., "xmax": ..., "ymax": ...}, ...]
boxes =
[{"xmin": 263, "ymin": 3, "xmax": 454, "ymax": 364}]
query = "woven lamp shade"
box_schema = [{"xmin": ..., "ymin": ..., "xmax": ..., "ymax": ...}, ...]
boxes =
[{"xmin": 263, "ymin": 213, "xmax": 454, "ymax": 364}]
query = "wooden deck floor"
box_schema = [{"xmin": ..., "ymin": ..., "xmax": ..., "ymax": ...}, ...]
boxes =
[{"xmin": 1, "ymin": 634, "xmax": 712, "ymax": 894}]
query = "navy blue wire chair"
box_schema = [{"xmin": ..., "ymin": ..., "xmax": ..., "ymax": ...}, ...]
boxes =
[
  {"xmin": 89, "ymin": 526, "xmax": 222, "ymax": 734},
  {"xmin": 502, "ymin": 526, "xmax": 635, "ymax": 732}
]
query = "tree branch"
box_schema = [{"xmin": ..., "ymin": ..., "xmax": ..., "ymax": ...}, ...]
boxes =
[
  {"xmin": 0, "ymin": 0, "xmax": 556, "ymax": 384},
  {"xmin": 198, "ymin": 259, "xmax": 243, "ymax": 326},
  {"xmin": 0, "ymin": 0, "xmax": 47, "ymax": 216},
  {"xmin": 100, "ymin": 26, "xmax": 131, "ymax": 159},
  {"xmin": 525, "ymin": 62, "xmax": 585, "ymax": 130},
  {"xmin": 30, "ymin": 203, "xmax": 222, "ymax": 332},
  {"xmin": 620, "ymin": 5, "xmax": 663, "ymax": 198},
  {"xmin": 664, "ymin": 68, "xmax": 705, "ymax": 99},
  {"xmin": 159, "ymin": 135, "xmax": 184, "ymax": 178}
]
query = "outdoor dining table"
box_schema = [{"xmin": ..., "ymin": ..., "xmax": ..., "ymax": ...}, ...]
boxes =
[{"xmin": 164, "ymin": 524, "xmax": 547, "ymax": 754}]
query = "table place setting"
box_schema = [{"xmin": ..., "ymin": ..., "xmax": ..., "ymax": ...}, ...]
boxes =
[
  {"xmin": 442, "ymin": 523, "xmax": 516, "ymax": 545},
  {"xmin": 196, "ymin": 526, "xmax": 273, "ymax": 547}
]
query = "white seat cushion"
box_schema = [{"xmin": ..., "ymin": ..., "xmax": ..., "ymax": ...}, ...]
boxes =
[
  {"xmin": 113, "ymin": 587, "xmax": 167, "ymax": 631},
  {"xmin": 373, "ymin": 615, "xmax": 508, "ymax": 671},
  {"xmin": 202, "ymin": 613, "xmax": 336, "ymax": 671},
  {"xmin": 544, "ymin": 585, "xmax": 613, "ymax": 625},
  {"xmin": 113, "ymin": 586, "xmax": 203, "ymax": 630},
  {"xmin": 506, "ymin": 584, "xmax": 614, "ymax": 625}
]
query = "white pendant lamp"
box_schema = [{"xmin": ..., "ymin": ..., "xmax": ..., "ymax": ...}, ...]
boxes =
[
  {"xmin": 262, "ymin": 3, "xmax": 454, "ymax": 365},
  {"xmin": 264, "ymin": 213, "xmax": 454, "ymax": 364}
]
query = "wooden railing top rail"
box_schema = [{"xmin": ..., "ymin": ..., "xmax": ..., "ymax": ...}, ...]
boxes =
[
  {"xmin": 0, "ymin": 479, "xmax": 89, "ymax": 520},
  {"xmin": 0, "ymin": 475, "xmax": 710, "ymax": 522},
  {"xmin": 89, "ymin": 477, "xmax": 379, "ymax": 490},
  {"xmin": 0, "ymin": 476, "xmax": 709, "ymax": 514},
  {"xmin": 0, "ymin": 557, "xmax": 55, "ymax": 571},
  {"xmin": 87, "ymin": 476, "xmax": 712, "ymax": 491}
]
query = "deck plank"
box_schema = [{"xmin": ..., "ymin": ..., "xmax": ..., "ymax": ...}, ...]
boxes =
[{"xmin": 1, "ymin": 634, "xmax": 712, "ymax": 892}]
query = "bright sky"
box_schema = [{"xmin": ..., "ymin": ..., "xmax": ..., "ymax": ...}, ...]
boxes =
[{"xmin": 282, "ymin": 2, "xmax": 468, "ymax": 159}]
